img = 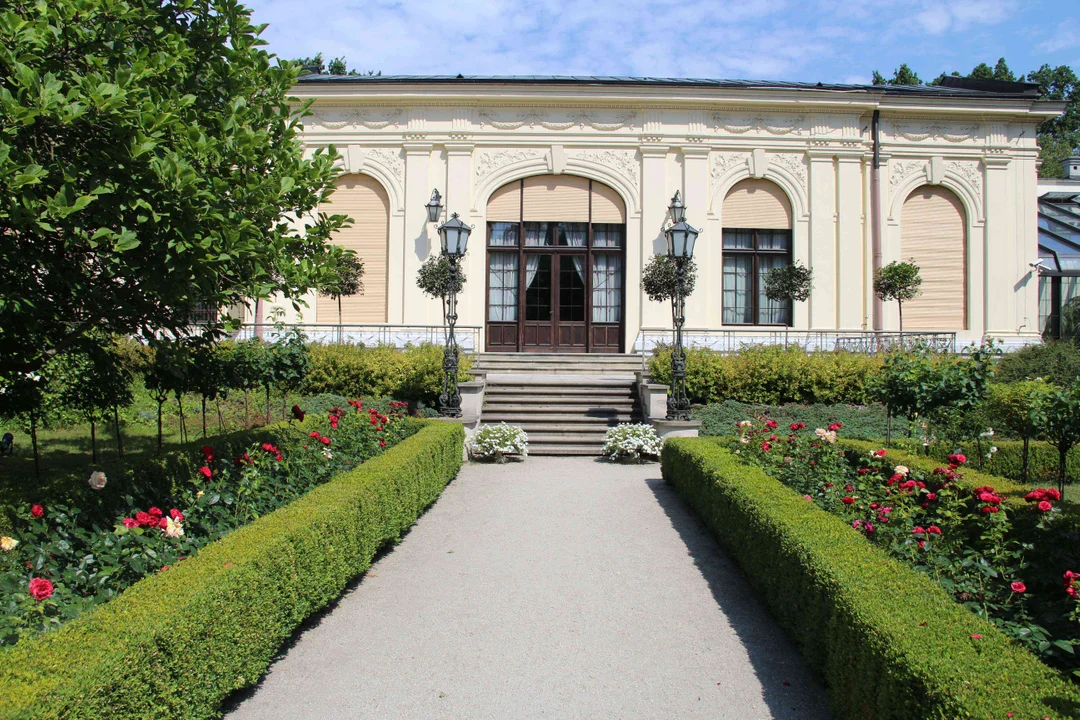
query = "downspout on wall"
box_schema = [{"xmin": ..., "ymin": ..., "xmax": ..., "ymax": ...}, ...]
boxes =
[{"xmin": 870, "ymin": 108, "xmax": 884, "ymax": 330}]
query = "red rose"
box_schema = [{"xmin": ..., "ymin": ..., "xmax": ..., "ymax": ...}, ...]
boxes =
[
  {"xmin": 857, "ymin": 468, "xmax": 870, "ymax": 475},
  {"xmin": 761, "ymin": 441, "xmax": 771, "ymax": 452},
  {"xmin": 135, "ymin": 511, "xmax": 152, "ymax": 525},
  {"xmin": 122, "ymin": 517, "xmax": 138, "ymax": 528},
  {"xmin": 1011, "ymin": 581, "xmax": 1027, "ymax": 594},
  {"xmin": 148, "ymin": 507, "xmax": 163, "ymax": 517},
  {"xmin": 292, "ymin": 405, "xmax": 305, "ymax": 421},
  {"xmin": 789, "ymin": 422, "xmax": 804, "ymax": 431},
  {"xmin": 28, "ymin": 577, "xmax": 53, "ymax": 601},
  {"xmin": 1069, "ymin": 587, "xmax": 1079, "ymax": 600},
  {"xmin": 30, "ymin": 504, "xmax": 44, "ymax": 518},
  {"xmin": 1038, "ymin": 500, "xmax": 1053, "ymax": 512},
  {"xmin": 841, "ymin": 497, "xmax": 855, "ymax": 505},
  {"xmin": 158, "ymin": 517, "xmax": 169, "ymax": 529},
  {"xmin": 198, "ymin": 466, "xmax": 212, "ymax": 479},
  {"xmin": 201, "ymin": 445, "xmax": 215, "ymax": 462},
  {"xmin": 927, "ymin": 525, "xmax": 942, "ymax": 535},
  {"xmin": 845, "ymin": 484, "xmax": 854, "ymax": 492},
  {"xmin": 926, "ymin": 493, "xmax": 938, "ymax": 502},
  {"xmin": 913, "ymin": 526, "xmax": 925, "ymax": 535},
  {"xmin": 320, "ymin": 437, "xmax": 331, "ymax": 446},
  {"xmin": 765, "ymin": 419, "xmax": 779, "ymax": 429},
  {"xmin": 1047, "ymin": 488, "xmax": 1062, "ymax": 501},
  {"xmin": 379, "ymin": 439, "xmax": 387, "ymax": 447},
  {"xmin": 170, "ymin": 508, "xmax": 184, "ymax": 521},
  {"xmin": 309, "ymin": 431, "xmax": 320, "ymax": 438},
  {"xmin": 828, "ymin": 422, "xmax": 842, "ymax": 432},
  {"xmin": 875, "ymin": 449, "xmax": 886, "ymax": 457},
  {"xmin": 947, "ymin": 453, "xmax": 967, "ymax": 465},
  {"xmin": 274, "ymin": 453, "xmax": 283, "ymax": 462}
]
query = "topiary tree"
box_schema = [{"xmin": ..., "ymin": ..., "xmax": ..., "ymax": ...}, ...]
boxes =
[
  {"xmin": 641, "ymin": 255, "xmax": 697, "ymax": 303},
  {"xmin": 763, "ymin": 262, "xmax": 814, "ymax": 304},
  {"xmin": 325, "ymin": 252, "xmax": 365, "ymax": 328},
  {"xmin": 874, "ymin": 261, "xmax": 922, "ymax": 333},
  {"xmin": 1032, "ymin": 380, "xmax": 1080, "ymax": 496},
  {"xmin": 985, "ymin": 380, "xmax": 1052, "ymax": 481},
  {"xmin": 416, "ymin": 255, "xmax": 467, "ymax": 319},
  {"xmin": 55, "ymin": 349, "xmax": 133, "ymax": 463}
]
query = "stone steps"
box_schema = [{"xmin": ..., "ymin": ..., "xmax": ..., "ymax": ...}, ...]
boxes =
[{"xmin": 476, "ymin": 357, "xmax": 643, "ymax": 456}]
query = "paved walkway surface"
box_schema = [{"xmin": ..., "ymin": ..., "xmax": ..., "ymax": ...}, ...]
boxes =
[{"xmin": 226, "ymin": 457, "xmax": 830, "ymax": 720}]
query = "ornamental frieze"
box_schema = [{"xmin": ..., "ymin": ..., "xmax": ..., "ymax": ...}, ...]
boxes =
[
  {"xmin": 474, "ymin": 148, "xmax": 544, "ymax": 183},
  {"xmin": 891, "ymin": 121, "xmax": 979, "ymax": 143},
  {"xmin": 569, "ymin": 149, "xmax": 639, "ymax": 184},
  {"xmin": 366, "ymin": 148, "xmax": 405, "ymax": 184},
  {"xmin": 771, "ymin": 153, "xmax": 808, "ymax": 187},
  {"xmin": 712, "ymin": 113, "xmax": 805, "ymax": 135},
  {"xmin": 947, "ymin": 160, "xmax": 982, "ymax": 195},
  {"xmin": 890, "ymin": 159, "xmax": 927, "ymax": 188},
  {"xmin": 307, "ymin": 108, "xmax": 403, "ymax": 130},
  {"xmin": 711, "ymin": 152, "xmax": 748, "ymax": 178},
  {"xmin": 476, "ymin": 110, "xmax": 637, "ymax": 132}
]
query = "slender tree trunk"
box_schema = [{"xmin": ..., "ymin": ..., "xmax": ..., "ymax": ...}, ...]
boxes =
[
  {"xmin": 338, "ymin": 296, "xmax": 343, "ymax": 343},
  {"xmin": 898, "ymin": 301, "xmax": 904, "ymax": 336},
  {"xmin": 244, "ymin": 390, "xmax": 249, "ymax": 427},
  {"xmin": 201, "ymin": 396, "xmax": 208, "ymax": 439},
  {"xmin": 265, "ymin": 385, "xmax": 271, "ymax": 425},
  {"xmin": 30, "ymin": 415, "xmax": 40, "ymax": 478},
  {"xmin": 157, "ymin": 398, "xmax": 164, "ymax": 450},
  {"xmin": 114, "ymin": 406, "xmax": 124, "ymax": 458},
  {"xmin": 177, "ymin": 395, "xmax": 187, "ymax": 444},
  {"xmin": 282, "ymin": 393, "xmax": 287, "ymax": 422},
  {"xmin": 89, "ymin": 418, "xmax": 97, "ymax": 464},
  {"xmin": 1022, "ymin": 436, "xmax": 1030, "ymax": 484},
  {"xmin": 1059, "ymin": 446, "xmax": 1068, "ymax": 498},
  {"xmin": 886, "ymin": 407, "xmax": 892, "ymax": 447},
  {"xmin": 216, "ymin": 399, "xmax": 225, "ymax": 433},
  {"xmin": 975, "ymin": 436, "xmax": 983, "ymax": 471}
]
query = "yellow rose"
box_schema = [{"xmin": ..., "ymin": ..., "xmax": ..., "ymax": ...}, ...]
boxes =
[{"xmin": 0, "ymin": 536, "xmax": 18, "ymax": 552}]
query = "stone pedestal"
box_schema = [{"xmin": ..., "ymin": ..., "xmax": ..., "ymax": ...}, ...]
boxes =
[{"xmin": 649, "ymin": 419, "xmax": 702, "ymax": 439}]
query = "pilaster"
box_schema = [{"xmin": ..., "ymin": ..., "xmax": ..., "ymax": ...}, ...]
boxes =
[
  {"xmin": 445, "ymin": 143, "xmax": 479, "ymax": 328},
  {"xmin": 681, "ymin": 146, "xmax": 711, "ymax": 328},
  {"xmin": 983, "ymin": 155, "xmax": 1012, "ymax": 334},
  {"xmin": 638, "ymin": 145, "xmax": 670, "ymax": 335},
  {"xmin": 403, "ymin": 142, "xmax": 433, "ymax": 324},
  {"xmin": 808, "ymin": 150, "xmax": 837, "ymax": 329},
  {"xmin": 836, "ymin": 154, "xmax": 864, "ymax": 329}
]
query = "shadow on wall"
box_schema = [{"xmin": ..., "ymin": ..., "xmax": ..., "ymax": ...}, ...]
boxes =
[{"xmin": 642, "ymin": 475, "xmax": 832, "ymax": 720}]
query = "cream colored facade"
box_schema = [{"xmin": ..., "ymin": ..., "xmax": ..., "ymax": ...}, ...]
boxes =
[{"xmin": 256, "ymin": 77, "xmax": 1061, "ymax": 351}]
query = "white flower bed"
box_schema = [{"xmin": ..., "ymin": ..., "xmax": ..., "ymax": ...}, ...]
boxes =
[
  {"xmin": 602, "ymin": 423, "xmax": 663, "ymax": 462},
  {"xmin": 469, "ymin": 423, "xmax": 528, "ymax": 462}
]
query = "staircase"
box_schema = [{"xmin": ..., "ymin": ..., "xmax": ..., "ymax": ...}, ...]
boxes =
[{"xmin": 473, "ymin": 353, "xmax": 645, "ymax": 456}]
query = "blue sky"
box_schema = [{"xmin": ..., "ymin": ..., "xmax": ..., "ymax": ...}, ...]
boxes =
[{"xmin": 245, "ymin": 0, "xmax": 1077, "ymax": 84}]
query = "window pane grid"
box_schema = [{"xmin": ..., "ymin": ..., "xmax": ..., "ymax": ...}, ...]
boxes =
[
  {"xmin": 592, "ymin": 253, "xmax": 622, "ymax": 323},
  {"xmin": 488, "ymin": 252, "xmax": 519, "ymax": 322},
  {"xmin": 722, "ymin": 229, "xmax": 793, "ymax": 326}
]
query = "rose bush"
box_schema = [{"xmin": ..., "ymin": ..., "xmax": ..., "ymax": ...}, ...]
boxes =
[
  {"xmin": 733, "ymin": 418, "xmax": 1080, "ymax": 681},
  {"xmin": 0, "ymin": 398, "xmax": 415, "ymax": 646}
]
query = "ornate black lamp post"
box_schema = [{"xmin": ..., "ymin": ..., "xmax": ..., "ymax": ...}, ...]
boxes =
[
  {"xmin": 664, "ymin": 191, "xmax": 700, "ymax": 421},
  {"xmin": 432, "ymin": 193, "xmax": 472, "ymax": 417}
]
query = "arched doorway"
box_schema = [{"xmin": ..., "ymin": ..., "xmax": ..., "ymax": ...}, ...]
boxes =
[
  {"xmin": 900, "ymin": 185, "xmax": 967, "ymax": 330},
  {"xmin": 485, "ymin": 175, "xmax": 626, "ymax": 352}
]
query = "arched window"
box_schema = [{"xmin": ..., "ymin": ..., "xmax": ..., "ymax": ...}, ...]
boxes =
[
  {"xmin": 900, "ymin": 186, "xmax": 967, "ymax": 330},
  {"xmin": 316, "ymin": 174, "xmax": 390, "ymax": 323},
  {"xmin": 721, "ymin": 179, "xmax": 793, "ymax": 325},
  {"xmin": 485, "ymin": 175, "xmax": 626, "ymax": 352}
]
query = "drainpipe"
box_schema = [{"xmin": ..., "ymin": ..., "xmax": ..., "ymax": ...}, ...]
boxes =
[{"xmin": 870, "ymin": 109, "xmax": 883, "ymax": 331}]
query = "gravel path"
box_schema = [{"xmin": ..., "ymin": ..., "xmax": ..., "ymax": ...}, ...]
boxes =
[{"xmin": 225, "ymin": 456, "xmax": 830, "ymax": 720}]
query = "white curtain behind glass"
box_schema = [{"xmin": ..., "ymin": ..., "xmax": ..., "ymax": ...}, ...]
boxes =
[
  {"xmin": 757, "ymin": 255, "xmax": 790, "ymax": 324},
  {"xmin": 723, "ymin": 256, "xmax": 752, "ymax": 324},
  {"xmin": 488, "ymin": 254, "xmax": 519, "ymax": 322},
  {"xmin": 592, "ymin": 254, "xmax": 622, "ymax": 323}
]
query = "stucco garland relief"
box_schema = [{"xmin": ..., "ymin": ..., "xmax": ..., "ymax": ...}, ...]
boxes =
[
  {"xmin": 892, "ymin": 122, "xmax": 979, "ymax": 143},
  {"xmin": 474, "ymin": 148, "xmax": 545, "ymax": 184},
  {"xmin": 890, "ymin": 160, "xmax": 928, "ymax": 188},
  {"xmin": 712, "ymin": 114, "xmax": 805, "ymax": 135},
  {"xmin": 569, "ymin": 149, "xmax": 639, "ymax": 185},
  {"xmin": 366, "ymin": 148, "xmax": 405, "ymax": 185},
  {"xmin": 308, "ymin": 108, "xmax": 403, "ymax": 130},
  {"xmin": 476, "ymin": 110, "xmax": 637, "ymax": 132},
  {"xmin": 771, "ymin": 153, "xmax": 808, "ymax": 187},
  {"xmin": 947, "ymin": 160, "xmax": 982, "ymax": 196},
  {"xmin": 711, "ymin": 152, "xmax": 748, "ymax": 179}
]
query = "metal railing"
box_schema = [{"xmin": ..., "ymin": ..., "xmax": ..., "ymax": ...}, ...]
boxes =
[
  {"xmin": 234, "ymin": 323, "xmax": 483, "ymax": 353},
  {"xmin": 634, "ymin": 327, "xmax": 958, "ymax": 369}
]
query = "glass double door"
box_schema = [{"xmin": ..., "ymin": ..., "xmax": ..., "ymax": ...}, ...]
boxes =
[{"xmin": 522, "ymin": 252, "xmax": 587, "ymax": 352}]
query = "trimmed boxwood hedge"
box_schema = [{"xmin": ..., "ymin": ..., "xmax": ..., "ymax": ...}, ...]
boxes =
[
  {"xmin": 662, "ymin": 437, "xmax": 1080, "ymax": 720},
  {"xmin": 0, "ymin": 420, "xmax": 464, "ymax": 720}
]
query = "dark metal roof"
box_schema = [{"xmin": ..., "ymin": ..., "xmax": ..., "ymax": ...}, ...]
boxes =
[{"xmin": 295, "ymin": 74, "xmax": 1043, "ymax": 99}]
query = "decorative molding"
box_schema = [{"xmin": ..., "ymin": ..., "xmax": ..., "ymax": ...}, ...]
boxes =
[
  {"xmin": 570, "ymin": 149, "xmax": 639, "ymax": 184},
  {"xmin": 947, "ymin": 160, "xmax": 982, "ymax": 196},
  {"xmin": 890, "ymin": 159, "xmax": 927, "ymax": 188},
  {"xmin": 771, "ymin": 152, "xmax": 808, "ymax": 187},
  {"xmin": 711, "ymin": 152, "xmax": 748, "ymax": 178},
  {"xmin": 474, "ymin": 148, "xmax": 544, "ymax": 183},
  {"xmin": 366, "ymin": 148, "xmax": 404, "ymax": 184},
  {"xmin": 476, "ymin": 110, "xmax": 636, "ymax": 132},
  {"xmin": 892, "ymin": 121, "xmax": 979, "ymax": 143},
  {"xmin": 713, "ymin": 113, "xmax": 805, "ymax": 135},
  {"xmin": 308, "ymin": 108, "xmax": 403, "ymax": 130}
]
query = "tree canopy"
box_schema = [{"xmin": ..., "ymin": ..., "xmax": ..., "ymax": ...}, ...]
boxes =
[
  {"xmin": 293, "ymin": 53, "xmax": 380, "ymax": 77},
  {"xmin": 870, "ymin": 58, "xmax": 1079, "ymax": 178},
  {"xmin": 0, "ymin": 0, "xmax": 355, "ymax": 375}
]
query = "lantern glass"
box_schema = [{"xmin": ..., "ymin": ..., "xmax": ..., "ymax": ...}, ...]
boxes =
[
  {"xmin": 669, "ymin": 191, "xmax": 686, "ymax": 224},
  {"xmin": 439, "ymin": 213, "xmax": 472, "ymax": 257},
  {"xmin": 665, "ymin": 221, "xmax": 699, "ymax": 259},
  {"xmin": 425, "ymin": 189, "xmax": 443, "ymax": 223}
]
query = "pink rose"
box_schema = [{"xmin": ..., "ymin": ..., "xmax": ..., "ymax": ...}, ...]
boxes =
[
  {"xmin": 29, "ymin": 577, "xmax": 53, "ymax": 601},
  {"xmin": 1011, "ymin": 581, "xmax": 1026, "ymax": 594}
]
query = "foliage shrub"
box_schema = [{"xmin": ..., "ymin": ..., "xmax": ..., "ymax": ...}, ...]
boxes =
[
  {"xmin": 912, "ymin": 439, "xmax": 1080, "ymax": 490},
  {"xmin": 662, "ymin": 437, "xmax": 1080, "ymax": 719},
  {"xmin": 0, "ymin": 421, "xmax": 463, "ymax": 719},
  {"xmin": 601, "ymin": 423, "xmax": 663, "ymax": 462},
  {"xmin": 303, "ymin": 343, "xmax": 472, "ymax": 404},
  {"xmin": 648, "ymin": 345, "xmax": 881, "ymax": 405},
  {"xmin": 996, "ymin": 341, "xmax": 1080, "ymax": 387},
  {"xmin": 735, "ymin": 422, "xmax": 1080, "ymax": 679},
  {"xmin": 695, "ymin": 401, "xmax": 888, "ymax": 440},
  {"xmin": 469, "ymin": 423, "xmax": 528, "ymax": 462},
  {"xmin": 0, "ymin": 400, "xmax": 416, "ymax": 646}
]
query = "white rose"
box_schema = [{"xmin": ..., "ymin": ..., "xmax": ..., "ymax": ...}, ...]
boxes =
[{"xmin": 88, "ymin": 471, "xmax": 107, "ymax": 490}]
